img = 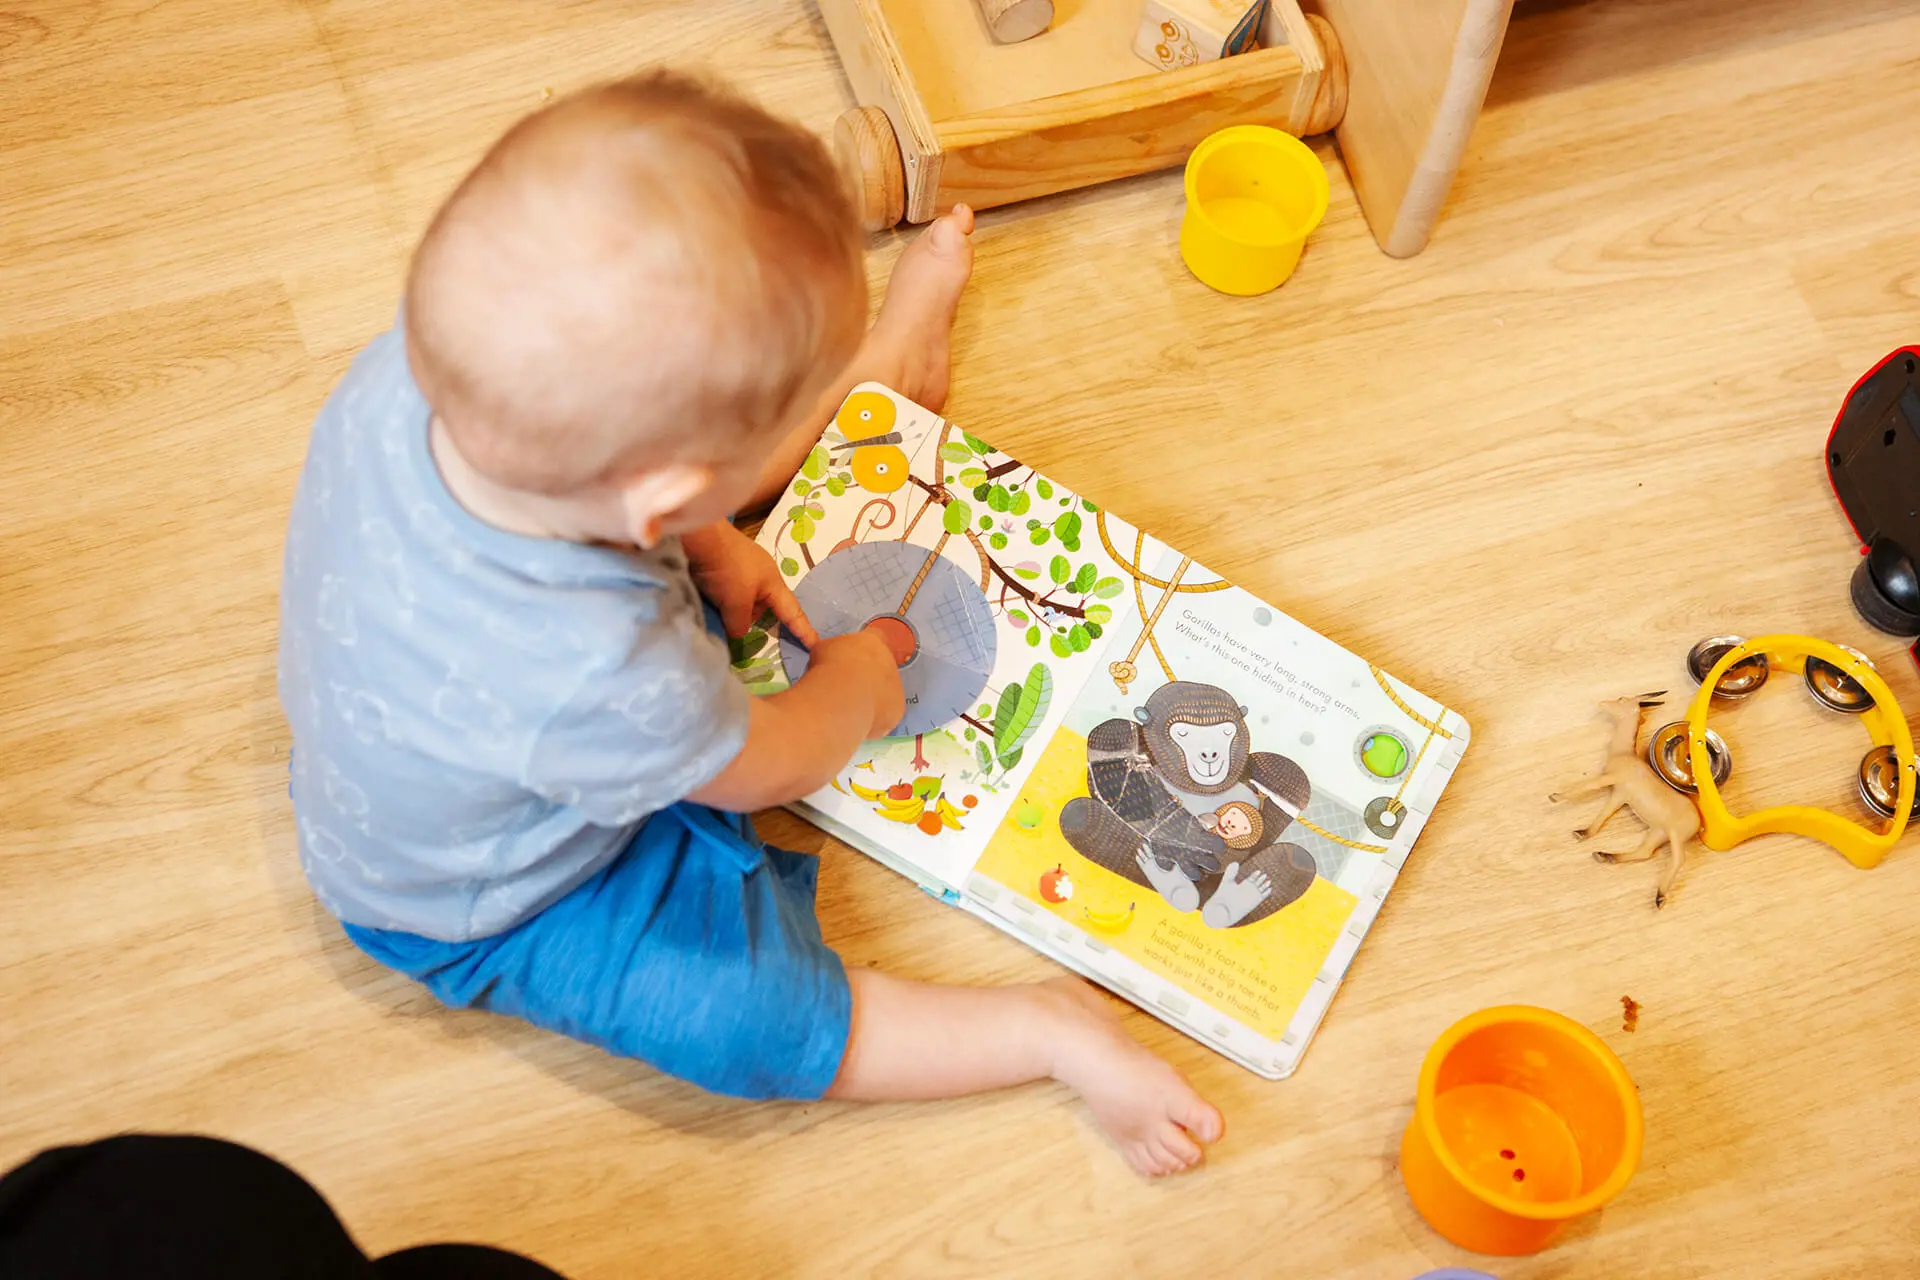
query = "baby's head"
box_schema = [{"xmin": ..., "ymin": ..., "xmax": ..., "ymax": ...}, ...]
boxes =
[
  {"xmin": 406, "ymin": 71, "xmax": 867, "ymax": 543},
  {"xmin": 1213, "ymin": 801, "xmax": 1263, "ymax": 850}
]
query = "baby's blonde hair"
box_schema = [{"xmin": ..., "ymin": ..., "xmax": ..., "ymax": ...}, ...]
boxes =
[{"xmin": 406, "ymin": 71, "xmax": 868, "ymax": 494}]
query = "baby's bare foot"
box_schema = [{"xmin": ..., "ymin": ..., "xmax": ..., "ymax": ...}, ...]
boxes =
[
  {"xmin": 1035, "ymin": 978, "xmax": 1223, "ymax": 1178},
  {"xmin": 865, "ymin": 206, "xmax": 974, "ymax": 412}
]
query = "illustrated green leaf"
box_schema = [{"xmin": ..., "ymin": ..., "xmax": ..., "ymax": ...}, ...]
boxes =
[
  {"xmin": 1085, "ymin": 621, "xmax": 1103, "ymax": 639},
  {"xmin": 1010, "ymin": 489, "xmax": 1031, "ymax": 516},
  {"xmin": 979, "ymin": 515, "xmax": 993, "ymax": 530},
  {"xmin": 993, "ymin": 682, "xmax": 1023, "ymax": 749},
  {"xmin": 1093, "ymin": 576, "xmax": 1124, "ymax": 599},
  {"xmin": 728, "ymin": 629, "xmax": 766, "ymax": 664},
  {"xmin": 1026, "ymin": 625, "xmax": 1041, "ymax": 646},
  {"xmin": 976, "ymin": 740, "xmax": 994, "ymax": 774},
  {"xmin": 989, "ymin": 532, "xmax": 1008, "ymax": 550},
  {"xmin": 939, "ymin": 442, "xmax": 974, "ymax": 463},
  {"xmin": 1062, "ymin": 537, "xmax": 1080, "ymax": 553},
  {"xmin": 1071, "ymin": 563, "xmax": 1097, "ymax": 594},
  {"xmin": 1060, "ymin": 497, "xmax": 1071, "ymax": 506},
  {"xmin": 791, "ymin": 478, "xmax": 811, "ymax": 497},
  {"xmin": 997, "ymin": 746, "xmax": 1023, "ymax": 773},
  {"xmin": 1068, "ymin": 624, "xmax": 1091, "ymax": 653},
  {"xmin": 743, "ymin": 666, "xmax": 780, "ymax": 686},
  {"xmin": 806, "ymin": 501, "xmax": 824, "ymax": 519},
  {"xmin": 780, "ymin": 557, "xmax": 800, "ymax": 576},
  {"xmin": 1049, "ymin": 555, "xmax": 1070, "ymax": 584},
  {"xmin": 792, "ymin": 512, "xmax": 816, "ymax": 542},
  {"xmin": 1036, "ymin": 479, "xmax": 1053, "ymax": 499},
  {"xmin": 962, "ymin": 432, "xmax": 992, "ymax": 455},
  {"xmin": 1031, "ymin": 528, "xmax": 1050, "ymax": 545},
  {"xmin": 974, "ymin": 483, "xmax": 991, "ymax": 500},
  {"xmin": 988, "ymin": 485, "xmax": 1011, "ymax": 513},
  {"xmin": 802, "ymin": 447, "xmax": 829, "ymax": 480},
  {"xmin": 1084, "ymin": 603, "xmax": 1112, "ymax": 624},
  {"xmin": 1050, "ymin": 632, "xmax": 1073, "ymax": 658},
  {"xmin": 978, "ymin": 703, "xmax": 992, "ymax": 717},
  {"xmin": 994, "ymin": 663, "xmax": 1052, "ymax": 756},
  {"xmin": 1053, "ymin": 511, "xmax": 1083, "ymax": 541},
  {"xmin": 825, "ymin": 477, "xmax": 847, "ymax": 497},
  {"xmin": 1083, "ymin": 500, "xmax": 1098, "ymax": 513},
  {"xmin": 786, "ymin": 505, "xmax": 807, "ymax": 521},
  {"xmin": 959, "ymin": 467, "xmax": 987, "ymax": 487},
  {"xmin": 1020, "ymin": 664, "xmax": 1052, "ymax": 739},
  {"xmin": 942, "ymin": 499, "xmax": 972, "ymax": 535},
  {"xmin": 1013, "ymin": 565, "xmax": 1041, "ymax": 580},
  {"xmin": 1008, "ymin": 608, "xmax": 1029, "ymax": 625}
]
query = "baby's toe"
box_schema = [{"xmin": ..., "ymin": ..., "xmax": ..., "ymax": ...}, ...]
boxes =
[
  {"xmin": 1175, "ymin": 1094, "xmax": 1225, "ymax": 1145},
  {"xmin": 1155, "ymin": 1124, "xmax": 1204, "ymax": 1170},
  {"xmin": 1126, "ymin": 1141, "xmax": 1174, "ymax": 1178}
]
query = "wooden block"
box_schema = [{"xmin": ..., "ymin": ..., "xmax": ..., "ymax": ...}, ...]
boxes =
[
  {"xmin": 1317, "ymin": 0, "xmax": 1514, "ymax": 257},
  {"xmin": 971, "ymin": 0, "xmax": 1053, "ymax": 44},
  {"xmin": 1133, "ymin": 0, "xmax": 1267, "ymax": 71}
]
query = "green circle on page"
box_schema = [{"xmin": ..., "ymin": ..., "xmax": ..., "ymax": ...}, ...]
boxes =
[{"xmin": 1361, "ymin": 733, "xmax": 1409, "ymax": 778}]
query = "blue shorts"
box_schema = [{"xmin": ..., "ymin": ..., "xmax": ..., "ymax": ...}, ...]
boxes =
[{"xmin": 343, "ymin": 803, "xmax": 851, "ymax": 1101}]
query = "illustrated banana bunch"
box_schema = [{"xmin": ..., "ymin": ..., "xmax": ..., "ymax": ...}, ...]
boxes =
[{"xmin": 877, "ymin": 793, "xmax": 926, "ymax": 823}]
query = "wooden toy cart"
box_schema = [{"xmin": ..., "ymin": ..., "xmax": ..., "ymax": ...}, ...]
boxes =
[
  {"xmin": 822, "ymin": 0, "xmax": 1520, "ymax": 258},
  {"xmin": 822, "ymin": 0, "xmax": 1347, "ymax": 232}
]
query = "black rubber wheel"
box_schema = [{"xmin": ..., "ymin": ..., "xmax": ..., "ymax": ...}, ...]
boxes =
[{"xmin": 1851, "ymin": 553, "xmax": 1920, "ymax": 636}]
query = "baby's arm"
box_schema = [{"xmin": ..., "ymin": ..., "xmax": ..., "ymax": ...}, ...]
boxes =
[{"xmin": 687, "ymin": 629, "xmax": 905, "ymax": 811}]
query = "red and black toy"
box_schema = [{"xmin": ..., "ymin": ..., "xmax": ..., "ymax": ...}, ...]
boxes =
[{"xmin": 1827, "ymin": 345, "xmax": 1920, "ymax": 663}]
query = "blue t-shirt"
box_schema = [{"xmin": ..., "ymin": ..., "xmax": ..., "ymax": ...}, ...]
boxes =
[{"xmin": 277, "ymin": 325, "xmax": 751, "ymax": 941}]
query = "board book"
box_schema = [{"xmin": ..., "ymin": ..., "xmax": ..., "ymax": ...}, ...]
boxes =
[{"xmin": 734, "ymin": 384, "xmax": 1470, "ymax": 1078}]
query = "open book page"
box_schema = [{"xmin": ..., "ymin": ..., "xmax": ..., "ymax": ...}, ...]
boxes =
[
  {"xmin": 738, "ymin": 384, "xmax": 1469, "ymax": 1075},
  {"xmin": 738, "ymin": 383, "xmax": 1138, "ymax": 893},
  {"xmin": 961, "ymin": 530, "xmax": 1470, "ymax": 1076}
]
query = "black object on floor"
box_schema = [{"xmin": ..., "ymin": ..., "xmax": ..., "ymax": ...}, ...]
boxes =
[
  {"xmin": 0, "ymin": 1134, "xmax": 567, "ymax": 1280},
  {"xmin": 1826, "ymin": 346, "xmax": 1920, "ymax": 655}
]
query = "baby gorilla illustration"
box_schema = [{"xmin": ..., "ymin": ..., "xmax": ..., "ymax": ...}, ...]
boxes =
[{"xmin": 1060, "ymin": 682, "xmax": 1318, "ymax": 928}]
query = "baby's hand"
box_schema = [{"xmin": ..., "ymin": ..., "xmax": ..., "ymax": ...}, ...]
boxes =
[
  {"xmin": 810, "ymin": 629, "xmax": 905, "ymax": 738},
  {"xmin": 683, "ymin": 522, "xmax": 816, "ymax": 646}
]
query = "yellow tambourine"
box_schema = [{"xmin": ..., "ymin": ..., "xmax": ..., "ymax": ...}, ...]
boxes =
[{"xmin": 1685, "ymin": 634, "xmax": 1912, "ymax": 868}]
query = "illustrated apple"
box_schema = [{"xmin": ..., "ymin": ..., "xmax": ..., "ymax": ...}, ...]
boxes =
[
  {"xmin": 1039, "ymin": 865, "xmax": 1073, "ymax": 904},
  {"xmin": 887, "ymin": 782, "xmax": 914, "ymax": 801}
]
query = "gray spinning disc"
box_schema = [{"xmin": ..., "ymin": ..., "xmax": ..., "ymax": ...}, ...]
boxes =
[{"xmin": 780, "ymin": 540, "xmax": 997, "ymax": 738}]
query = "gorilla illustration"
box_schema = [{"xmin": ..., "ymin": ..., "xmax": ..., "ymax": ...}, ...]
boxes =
[{"xmin": 1060, "ymin": 681, "xmax": 1318, "ymax": 928}]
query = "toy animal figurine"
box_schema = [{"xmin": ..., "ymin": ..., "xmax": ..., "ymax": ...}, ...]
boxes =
[{"xmin": 1550, "ymin": 692, "xmax": 1703, "ymax": 910}]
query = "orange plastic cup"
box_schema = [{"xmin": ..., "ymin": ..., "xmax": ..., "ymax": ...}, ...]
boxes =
[{"xmin": 1400, "ymin": 1006, "xmax": 1643, "ymax": 1256}]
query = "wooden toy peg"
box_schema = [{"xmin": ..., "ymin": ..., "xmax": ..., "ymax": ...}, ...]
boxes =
[{"xmin": 972, "ymin": 0, "xmax": 1053, "ymax": 44}]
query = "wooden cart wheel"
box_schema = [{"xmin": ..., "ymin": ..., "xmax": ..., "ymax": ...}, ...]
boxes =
[
  {"xmin": 834, "ymin": 106, "xmax": 906, "ymax": 232},
  {"xmin": 1301, "ymin": 14, "xmax": 1349, "ymax": 137}
]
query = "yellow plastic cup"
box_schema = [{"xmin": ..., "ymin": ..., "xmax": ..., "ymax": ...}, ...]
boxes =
[
  {"xmin": 1400, "ymin": 1007, "xmax": 1644, "ymax": 1257},
  {"xmin": 1179, "ymin": 125, "xmax": 1329, "ymax": 295}
]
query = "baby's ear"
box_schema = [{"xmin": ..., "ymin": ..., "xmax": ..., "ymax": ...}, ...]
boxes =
[{"xmin": 618, "ymin": 463, "xmax": 714, "ymax": 548}]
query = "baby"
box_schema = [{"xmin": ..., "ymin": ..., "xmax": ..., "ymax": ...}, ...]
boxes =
[
  {"xmin": 277, "ymin": 72, "xmax": 1220, "ymax": 1177},
  {"xmin": 1205, "ymin": 800, "xmax": 1264, "ymax": 851}
]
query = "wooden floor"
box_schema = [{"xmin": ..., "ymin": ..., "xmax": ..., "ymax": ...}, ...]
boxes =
[{"xmin": 6, "ymin": 1, "xmax": 1920, "ymax": 1275}]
